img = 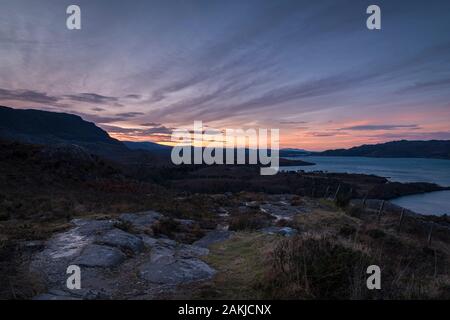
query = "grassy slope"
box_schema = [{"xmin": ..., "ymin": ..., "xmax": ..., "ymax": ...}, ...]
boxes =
[{"xmin": 181, "ymin": 200, "xmax": 450, "ymax": 300}]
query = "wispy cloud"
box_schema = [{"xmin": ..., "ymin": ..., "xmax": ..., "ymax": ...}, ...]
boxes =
[
  {"xmin": 0, "ymin": 88, "xmax": 125, "ymax": 109},
  {"xmin": 115, "ymin": 112, "xmax": 145, "ymax": 118},
  {"xmin": 397, "ymin": 77, "xmax": 450, "ymax": 93},
  {"xmin": 144, "ymin": 126, "xmax": 173, "ymax": 135},
  {"xmin": 124, "ymin": 94, "xmax": 142, "ymax": 100},
  {"xmin": 1, "ymin": 0, "xmax": 449, "ymax": 149},
  {"xmin": 339, "ymin": 124, "xmax": 421, "ymax": 131},
  {"xmin": 100, "ymin": 124, "xmax": 173, "ymax": 136},
  {"xmin": 63, "ymin": 93, "xmax": 120, "ymax": 105},
  {"xmin": 0, "ymin": 88, "xmax": 58, "ymax": 104},
  {"xmin": 280, "ymin": 120, "xmax": 308, "ymax": 124},
  {"xmin": 141, "ymin": 122, "xmax": 161, "ymax": 127}
]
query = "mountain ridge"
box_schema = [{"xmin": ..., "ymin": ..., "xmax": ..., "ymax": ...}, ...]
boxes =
[
  {"xmin": 0, "ymin": 106, "xmax": 119, "ymax": 144},
  {"xmin": 0, "ymin": 106, "xmax": 134, "ymax": 161},
  {"xmin": 318, "ymin": 140, "xmax": 450, "ymax": 159}
]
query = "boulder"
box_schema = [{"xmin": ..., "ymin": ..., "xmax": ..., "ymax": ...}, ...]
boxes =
[
  {"xmin": 139, "ymin": 258, "xmax": 215, "ymax": 285},
  {"xmin": 157, "ymin": 238, "xmax": 177, "ymax": 247},
  {"xmin": 178, "ymin": 244, "xmax": 209, "ymax": 258},
  {"xmin": 245, "ymin": 201, "xmax": 260, "ymax": 208},
  {"xmin": 95, "ymin": 228, "xmax": 143, "ymax": 254},
  {"xmin": 74, "ymin": 244, "xmax": 126, "ymax": 267},
  {"xmin": 139, "ymin": 238, "xmax": 215, "ymax": 285},
  {"xmin": 73, "ymin": 219, "xmax": 116, "ymax": 236},
  {"xmin": 140, "ymin": 235, "xmax": 159, "ymax": 248},
  {"xmin": 119, "ymin": 211, "xmax": 162, "ymax": 231},
  {"xmin": 149, "ymin": 246, "xmax": 176, "ymax": 264}
]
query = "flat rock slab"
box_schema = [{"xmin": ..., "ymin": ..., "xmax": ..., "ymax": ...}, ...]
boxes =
[
  {"xmin": 260, "ymin": 203, "xmax": 308, "ymax": 220},
  {"xmin": 73, "ymin": 219, "xmax": 116, "ymax": 236},
  {"xmin": 96, "ymin": 228, "xmax": 144, "ymax": 254},
  {"xmin": 139, "ymin": 258, "xmax": 215, "ymax": 285},
  {"xmin": 119, "ymin": 211, "xmax": 162, "ymax": 231},
  {"xmin": 147, "ymin": 239, "xmax": 209, "ymax": 264},
  {"xmin": 30, "ymin": 213, "xmax": 218, "ymax": 299},
  {"xmin": 193, "ymin": 230, "xmax": 232, "ymax": 248},
  {"xmin": 141, "ymin": 235, "xmax": 159, "ymax": 248},
  {"xmin": 149, "ymin": 245, "xmax": 177, "ymax": 264},
  {"xmin": 139, "ymin": 236, "xmax": 214, "ymax": 285},
  {"xmin": 33, "ymin": 289, "xmax": 109, "ymax": 300},
  {"xmin": 41, "ymin": 227, "xmax": 92, "ymax": 260},
  {"xmin": 29, "ymin": 218, "xmax": 120, "ymax": 293},
  {"xmin": 74, "ymin": 244, "xmax": 126, "ymax": 268},
  {"xmin": 33, "ymin": 294, "xmax": 81, "ymax": 300},
  {"xmin": 177, "ymin": 244, "xmax": 209, "ymax": 258}
]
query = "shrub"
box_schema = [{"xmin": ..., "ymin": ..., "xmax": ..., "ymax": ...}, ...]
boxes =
[
  {"xmin": 152, "ymin": 217, "xmax": 181, "ymax": 237},
  {"xmin": 345, "ymin": 205, "xmax": 364, "ymax": 218},
  {"xmin": 229, "ymin": 213, "xmax": 271, "ymax": 231},
  {"xmin": 339, "ymin": 225, "xmax": 357, "ymax": 237},
  {"xmin": 258, "ymin": 236, "xmax": 375, "ymax": 299},
  {"xmin": 366, "ymin": 228, "xmax": 386, "ymax": 239},
  {"xmin": 335, "ymin": 191, "xmax": 352, "ymax": 208}
]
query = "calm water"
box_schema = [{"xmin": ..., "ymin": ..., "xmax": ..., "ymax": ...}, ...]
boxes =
[
  {"xmin": 390, "ymin": 191, "xmax": 450, "ymax": 216},
  {"xmin": 281, "ymin": 156, "xmax": 450, "ymax": 216}
]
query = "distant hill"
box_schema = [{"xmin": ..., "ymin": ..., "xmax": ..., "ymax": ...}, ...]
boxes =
[
  {"xmin": 0, "ymin": 106, "xmax": 119, "ymax": 144},
  {"xmin": 280, "ymin": 148, "xmax": 312, "ymax": 157},
  {"xmin": 0, "ymin": 106, "xmax": 133, "ymax": 160},
  {"xmin": 319, "ymin": 140, "xmax": 450, "ymax": 159},
  {"xmin": 0, "ymin": 106, "xmax": 127, "ymax": 155},
  {"xmin": 123, "ymin": 141, "xmax": 171, "ymax": 153},
  {"xmin": 124, "ymin": 143, "xmax": 315, "ymax": 160}
]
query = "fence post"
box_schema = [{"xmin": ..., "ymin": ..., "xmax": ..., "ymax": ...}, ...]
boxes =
[
  {"xmin": 333, "ymin": 184, "xmax": 341, "ymax": 201},
  {"xmin": 427, "ymin": 224, "xmax": 434, "ymax": 246},
  {"xmin": 324, "ymin": 185, "xmax": 330, "ymax": 198},
  {"xmin": 398, "ymin": 208, "xmax": 405, "ymax": 232},
  {"xmin": 377, "ymin": 200, "xmax": 385, "ymax": 224}
]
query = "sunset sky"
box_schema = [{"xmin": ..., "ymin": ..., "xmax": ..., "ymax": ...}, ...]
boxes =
[{"xmin": 1, "ymin": 0, "xmax": 450, "ymax": 150}]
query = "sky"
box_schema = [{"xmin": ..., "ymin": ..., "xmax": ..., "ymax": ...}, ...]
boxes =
[{"xmin": 0, "ymin": 0, "xmax": 450, "ymax": 150}]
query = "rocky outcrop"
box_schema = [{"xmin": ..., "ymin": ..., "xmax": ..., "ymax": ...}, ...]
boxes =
[
  {"xmin": 30, "ymin": 211, "xmax": 217, "ymax": 300},
  {"xmin": 74, "ymin": 244, "xmax": 126, "ymax": 268},
  {"xmin": 260, "ymin": 201, "xmax": 310, "ymax": 220},
  {"xmin": 119, "ymin": 211, "xmax": 162, "ymax": 231},
  {"xmin": 139, "ymin": 240, "xmax": 214, "ymax": 285},
  {"xmin": 96, "ymin": 228, "xmax": 144, "ymax": 254}
]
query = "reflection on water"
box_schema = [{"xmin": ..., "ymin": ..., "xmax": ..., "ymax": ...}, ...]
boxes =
[
  {"xmin": 281, "ymin": 156, "xmax": 450, "ymax": 216},
  {"xmin": 282, "ymin": 156, "xmax": 450, "ymax": 186},
  {"xmin": 390, "ymin": 190, "xmax": 450, "ymax": 216}
]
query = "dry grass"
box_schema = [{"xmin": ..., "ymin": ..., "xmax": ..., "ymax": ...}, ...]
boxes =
[
  {"xmin": 191, "ymin": 232, "xmax": 277, "ymax": 299},
  {"xmin": 186, "ymin": 198, "xmax": 450, "ymax": 300}
]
